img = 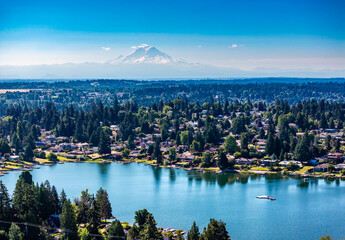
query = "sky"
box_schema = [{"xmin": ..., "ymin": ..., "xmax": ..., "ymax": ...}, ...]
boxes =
[{"xmin": 0, "ymin": 0, "xmax": 345, "ymax": 70}]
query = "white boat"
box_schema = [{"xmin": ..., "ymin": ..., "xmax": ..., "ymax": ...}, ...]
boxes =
[{"xmin": 256, "ymin": 195, "xmax": 276, "ymax": 200}]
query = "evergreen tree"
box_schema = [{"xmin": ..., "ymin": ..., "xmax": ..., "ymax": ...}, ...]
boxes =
[
  {"xmin": 224, "ymin": 135, "xmax": 238, "ymax": 153},
  {"xmin": 0, "ymin": 139, "xmax": 11, "ymax": 155},
  {"xmin": 98, "ymin": 129, "xmax": 111, "ymax": 155},
  {"xmin": 61, "ymin": 200, "xmax": 78, "ymax": 240},
  {"xmin": 294, "ymin": 134, "xmax": 310, "ymax": 162},
  {"xmin": 23, "ymin": 144, "xmax": 34, "ymax": 162},
  {"xmin": 187, "ymin": 221, "xmax": 200, "ymax": 240},
  {"xmin": 107, "ymin": 219, "xmax": 125, "ymax": 240},
  {"xmin": 200, "ymin": 219, "xmax": 231, "ymax": 240},
  {"xmin": 9, "ymin": 223, "xmax": 23, "ymax": 240},
  {"xmin": 265, "ymin": 133, "xmax": 275, "ymax": 156},
  {"xmin": 217, "ymin": 150, "xmax": 229, "ymax": 170},
  {"xmin": 87, "ymin": 196, "xmax": 101, "ymax": 235},
  {"xmin": 139, "ymin": 214, "xmax": 163, "ymax": 240},
  {"xmin": 0, "ymin": 180, "xmax": 11, "ymax": 219},
  {"xmin": 153, "ymin": 138, "xmax": 162, "ymax": 165},
  {"xmin": 96, "ymin": 187, "xmax": 112, "ymax": 220}
]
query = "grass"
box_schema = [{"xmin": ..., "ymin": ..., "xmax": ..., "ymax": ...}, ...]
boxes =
[
  {"xmin": 203, "ymin": 167, "xmax": 220, "ymax": 172},
  {"xmin": 4, "ymin": 165, "xmax": 22, "ymax": 169},
  {"xmin": 35, "ymin": 158, "xmax": 52, "ymax": 164},
  {"xmin": 57, "ymin": 156, "xmax": 75, "ymax": 162},
  {"xmin": 251, "ymin": 167, "xmax": 269, "ymax": 171},
  {"xmin": 295, "ymin": 166, "xmax": 314, "ymax": 174}
]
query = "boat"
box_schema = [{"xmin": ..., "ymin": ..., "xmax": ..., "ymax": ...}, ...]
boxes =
[{"xmin": 256, "ymin": 195, "xmax": 276, "ymax": 200}]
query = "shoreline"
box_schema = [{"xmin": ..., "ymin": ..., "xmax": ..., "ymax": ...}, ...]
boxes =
[{"xmin": 1, "ymin": 156, "xmax": 344, "ymax": 181}]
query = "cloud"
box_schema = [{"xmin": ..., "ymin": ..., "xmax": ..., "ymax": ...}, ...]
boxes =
[
  {"xmin": 131, "ymin": 44, "xmax": 149, "ymax": 49},
  {"xmin": 197, "ymin": 45, "xmax": 203, "ymax": 48},
  {"xmin": 229, "ymin": 44, "xmax": 244, "ymax": 48},
  {"xmin": 102, "ymin": 47, "xmax": 110, "ymax": 51}
]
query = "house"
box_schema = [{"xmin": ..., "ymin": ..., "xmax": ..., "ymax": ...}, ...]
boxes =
[
  {"xmin": 336, "ymin": 164, "xmax": 345, "ymax": 170},
  {"xmin": 235, "ymin": 158, "xmax": 254, "ymax": 165},
  {"xmin": 261, "ymin": 159, "xmax": 277, "ymax": 166},
  {"xmin": 327, "ymin": 153, "xmax": 344, "ymax": 163},
  {"xmin": 279, "ymin": 160, "xmax": 302, "ymax": 168},
  {"xmin": 314, "ymin": 163, "xmax": 329, "ymax": 172},
  {"xmin": 309, "ymin": 158, "xmax": 320, "ymax": 166}
]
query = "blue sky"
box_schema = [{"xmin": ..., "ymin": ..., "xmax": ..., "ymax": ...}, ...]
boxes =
[{"xmin": 0, "ymin": 0, "xmax": 344, "ymax": 70}]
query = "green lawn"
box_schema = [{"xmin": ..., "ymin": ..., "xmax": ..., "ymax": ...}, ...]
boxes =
[
  {"xmin": 251, "ymin": 167, "xmax": 269, "ymax": 171},
  {"xmin": 295, "ymin": 166, "xmax": 313, "ymax": 174}
]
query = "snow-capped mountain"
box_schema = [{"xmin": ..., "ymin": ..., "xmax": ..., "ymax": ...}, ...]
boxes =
[{"xmin": 109, "ymin": 44, "xmax": 184, "ymax": 64}]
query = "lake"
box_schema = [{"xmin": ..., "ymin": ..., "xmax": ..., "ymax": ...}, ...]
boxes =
[{"xmin": 1, "ymin": 162, "xmax": 345, "ymax": 240}]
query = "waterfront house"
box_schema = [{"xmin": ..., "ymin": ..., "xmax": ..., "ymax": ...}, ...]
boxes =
[
  {"xmin": 279, "ymin": 160, "xmax": 302, "ymax": 168},
  {"xmin": 336, "ymin": 164, "xmax": 345, "ymax": 170},
  {"xmin": 314, "ymin": 163, "xmax": 329, "ymax": 172},
  {"xmin": 235, "ymin": 158, "xmax": 254, "ymax": 165}
]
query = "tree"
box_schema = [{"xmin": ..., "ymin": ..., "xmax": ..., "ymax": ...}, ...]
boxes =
[
  {"xmin": 126, "ymin": 225, "xmax": 140, "ymax": 240},
  {"xmin": 9, "ymin": 223, "xmax": 23, "ymax": 240},
  {"xmin": 47, "ymin": 153, "xmax": 58, "ymax": 162},
  {"xmin": 134, "ymin": 209, "xmax": 151, "ymax": 229},
  {"xmin": 202, "ymin": 151, "xmax": 212, "ymax": 167},
  {"xmin": 265, "ymin": 133, "xmax": 275, "ymax": 156},
  {"xmin": 98, "ymin": 129, "xmax": 111, "ymax": 155},
  {"xmin": 0, "ymin": 139, "xmax": 11, "ymax": 155},
  {"xmin": 122, "ymin": 148, "xmax": 130, "ymax": 158},
  {"xmin": 127, "ymin": 135, "xmax": 136, "ymax": 150},
  {"xmin": 318, "ymin": 235, "xmax": 334, "ymax": 240},
  {"xmin": 224, "ymin": 135, "xmax": 238, "ymax": 154},
  {"xmin": 96, "ymin": 187, "xmax": 112, "ymax": 220},
  {"xmin": 294, "ymin": 134, "xmax": 310, "ymax": 162},
  {"xmin": 187, "ymin": 221, "xmax": 200, "ymax": 240},
  {"xmin": 168, "ymin": 147, "xmax": 176, "ymax": 162},
  {"xmin": 77, "ymin": 190, "xmax": 92, "ymax": 224},
  {"xmin": 139, "ymin": 214, "xmax": 163, "ymax": 240},
  {"xmin": 200, "ymin": 219, "xmax": 231, "ymax": 240},
  {"xmin": 217, "ymin": 150, "xmax": 229, "ymax": 170},
  {"xmin": 153, "ymin": 138, "xmax": 162, "ymax": 165},
  {"xmin": 0, "ymin": 180, "xmax": 12, "ymax": 221},
  {"xmin": 240, "ymin": 132, "xmax": 249, "ymax": 150},
  {"xmin": 327, "ymin": 164, "xmax": 335, "ymax": 173},
  {"xmin": 13, "ymin": 173, "xmax": 39, "ymax": 240},
  {"xmin": 23, "ymin": 144, "xmax": 34, "ymax": 162},
  {"xmin": 78, "ymin": 228, "xmax": 89, "ymax": 240},
  {"xmin": 11, "ymin": 133, "xmax": 21, "ymax": 155},
  {"xmin": 87, "ymin": 196, "xmax": 101, "ymax": 235},
  {"xmin": 19, "ymin": 171, "xmax": 33, "ymax": 184},
  {"xmin": 107, "ymin": 219, "xmax": 125, "ymax": 240},
  {"xmin": 60, "ymin": 200, "xmax": 78, "ymax": 240}
]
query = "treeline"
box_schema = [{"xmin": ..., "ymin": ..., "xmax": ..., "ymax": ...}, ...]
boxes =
[
  {"xmin": 1, "ymin": 80, "xmax": 345, "ymax": 115},
  {"xmin": 0, "ymin": 171, "xmax": 231, "ymax": 240}
]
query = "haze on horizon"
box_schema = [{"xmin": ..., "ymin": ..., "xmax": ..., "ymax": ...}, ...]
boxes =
[{"xmin": 0, "ymin": 0, "xmax": 344, "ymax": 78}]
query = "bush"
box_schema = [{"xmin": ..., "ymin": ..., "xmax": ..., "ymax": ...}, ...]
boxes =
[{"xmin": 47, "ymin": 153, "xmax": 58, "ymax": 162}]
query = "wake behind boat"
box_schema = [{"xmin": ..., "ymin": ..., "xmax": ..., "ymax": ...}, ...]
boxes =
[{"xmin": 256, "ymin": 195, "xmax": 276, "ymax": 200}]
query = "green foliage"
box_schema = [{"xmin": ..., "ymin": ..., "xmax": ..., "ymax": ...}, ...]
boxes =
[
  {"xmin": 0, "ymin": 138, "xmax": 11, "ymax": 155},
  {"xmin": 61, "ymin": 200, "xmax": 78, "ymax": 240},
  {"xmin": 224, "ymin": 135, "xmax": 238, "ymax": 154},
  {"xmin": 187, "ymin": 221, "xmax": 200, "ymax": 240},
  {"xmin": 106, "ymin": 219, "xmax": 125, "ymax": 240},
  {"xmin": 96, "ymin": 187, "xmax": 112, "ymax": 220},
  {"xmin": 47, "ymin": 153, "xmax": 58, "ymax": 162},
  {"xmin": 200, "ymin": 219, "xmax": 231, "ymax": 240},
  {"xmin": 9, "ymin": 223, "xmax": 23, "ymax": 240}
]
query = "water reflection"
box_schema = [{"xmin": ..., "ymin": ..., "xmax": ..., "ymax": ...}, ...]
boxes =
[
  {"xmin": 169, "ymin": 168, "xmax": 176, "ymax": 182},
  {"xmin": 151, "ymin": 166, "xmax": 162, "ymax": 182},
  {"xmin": 97, "ymin": 163, "xmax": 110, "ymax": 184}
]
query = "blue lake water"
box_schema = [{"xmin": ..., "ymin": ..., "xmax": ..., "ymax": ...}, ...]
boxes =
[{"xmin": 1, "ymin": 162, "xmax": 345, "ymax": 240}]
